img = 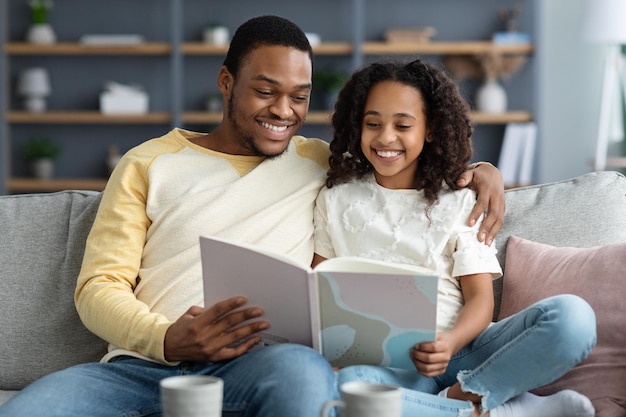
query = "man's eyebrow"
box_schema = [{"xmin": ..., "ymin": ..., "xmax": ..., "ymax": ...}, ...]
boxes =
[{"xmin": 251, "ymin": 74, "xmax": 312, "ymax": 90}]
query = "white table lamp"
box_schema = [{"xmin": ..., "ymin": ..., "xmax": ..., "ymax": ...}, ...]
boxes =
[
  {"xmin": 582, "ymin": 0, "xmax": 626, "ymax": 171},
  {"xmin": 17, "ymin": 67, "xmax": 51, "ymax": 112}
]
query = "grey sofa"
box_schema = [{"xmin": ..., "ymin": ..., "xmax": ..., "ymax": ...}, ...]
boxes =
[{"xmin": 1, "ymin": 171, "xmax": 626, "ymax": 415}]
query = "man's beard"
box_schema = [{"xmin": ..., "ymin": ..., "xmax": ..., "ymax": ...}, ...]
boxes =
[{"xmin": 227, "ymin": 92, "xmax": 287, "ymax": 159}]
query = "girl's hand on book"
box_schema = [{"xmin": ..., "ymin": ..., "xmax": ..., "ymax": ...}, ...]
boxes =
[
  {"xmin": 163, "ymin": 296, "xmax": 269, "ymax": 363},
  {"xmin": 410, "ymin": 333, "xmax": 456, "ymax": 377}
]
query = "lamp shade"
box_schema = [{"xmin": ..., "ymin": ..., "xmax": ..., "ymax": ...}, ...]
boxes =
[
  {"xmin": 583, "ymin": 0, "xmax": 626, "ymax": 44},
  {"xmin": 17, "ymin": 67, "xmax": 51, "ymax": 97}
]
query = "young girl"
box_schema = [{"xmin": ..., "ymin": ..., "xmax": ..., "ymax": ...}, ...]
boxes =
[{"xmin": 313, "ymin": 60, "xmax": 596, "ymax": 417}]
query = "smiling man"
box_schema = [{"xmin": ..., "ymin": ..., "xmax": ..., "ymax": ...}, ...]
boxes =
[
  {"xmin": 212, "ymin": 44, "xmax": 314, "ymax": 157},
  {"xmin": 0, "ymin": 15, "xmax": 505, "ymax": 417}
]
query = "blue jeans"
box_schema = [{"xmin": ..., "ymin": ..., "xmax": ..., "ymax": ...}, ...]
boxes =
[
  {"xmin": 0, "ymin": 343, "xmax": 337, "ymax": 417},
  {"xmin": 337, "ymin": 294, "xmax": 597, "ymax": 417}
]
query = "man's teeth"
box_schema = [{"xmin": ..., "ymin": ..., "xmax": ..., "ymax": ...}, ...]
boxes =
[
  {"xmin": 377, "ymin": 150, "xmax": 402, "ymax": 158},
  {"xmin": 261, "ymin": 122, "xmax": 288, "ymax": 132}
]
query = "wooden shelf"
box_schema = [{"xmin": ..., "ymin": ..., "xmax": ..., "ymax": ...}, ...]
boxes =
[
  {"xmin": 606, "ymin": 157, "xmax": 626, "ymax": 168},
  {"xmin": 183, "ymin": 111, "xmax": 529, "ymax": 125},
  {"xmin": 181, "ymin": 112, "xmax": 224, "ymax": 124},
  {"xmin": 7, "ymin": 110, "xmax": 531, "ymax": 125},
  {"xmin": 6, "ymin": 41, "xmax": 353, "ymax": 56},
  {"xmin": 182, "ymin": 42, "xmax": 353, "ymax": 55},
  {"xmin": 182, "ymin": 110, "xmax": 333, "ymax": 125},
  {"xmin": 470, "ymin": 111, "xmax": 533, "ymax": 124},
  {"xmin": 5, "ymin": 178, "xmax": 107, "ymax": 193},
  {"xmin": 4, "ymin": 42, "xmax": 171, "ymax": 55},
  {"xmin": 312, "ymin": 43, "xmax": 354, "ymax": 55},
  {"xmin": 5, "ymin": 41, "xmax": 532, "ymax": 57},
  {"xmin": 180, "ymin": 43, "xmax": 229, "ymax": 55},
  {"xmin": 362, "ymin": 41, "xmax": 533, "ymax": 55},
  {"xmin": 7, "ymin": 111, "xmax": 171, "ymax": 124},
  {"xmin": 305, "ymin": 111, "xmax": 334, "ymax": 124}
]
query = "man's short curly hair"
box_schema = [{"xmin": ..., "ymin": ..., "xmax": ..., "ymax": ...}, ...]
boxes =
[
  {"xmin": 223, "ymin": 15, "xmax": 313, "ymax": 78},
  {"xmin": 327, "ymin": 59, "xmax": 473, "ymax": 207}
]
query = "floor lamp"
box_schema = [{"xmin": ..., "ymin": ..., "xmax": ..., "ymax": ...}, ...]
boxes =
[{"xmin": 583, "ymin": 0, "xmax": 626, "ymax": 171}]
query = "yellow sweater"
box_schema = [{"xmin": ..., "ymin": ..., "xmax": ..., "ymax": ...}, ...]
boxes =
[{"xmin": 75, "ymin": 128, "xmax": 329, "ymax": 364}]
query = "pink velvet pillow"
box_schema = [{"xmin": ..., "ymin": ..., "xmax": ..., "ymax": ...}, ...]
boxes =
[{"xmin": 498, "ymin": 236, "xmax": 626, "ymax": 417}]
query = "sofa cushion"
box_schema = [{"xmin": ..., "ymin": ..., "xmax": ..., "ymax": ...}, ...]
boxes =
[
  {"xmin": 0, "ymin": 190, "xmax": 108, "ymax": 390},
  {"xmin": 493, "ymin": 171, "xmax": 626, "ymax": 318},
  {"xmin": 499, "ymin": 235, "xmax": 626, "ymax": 417}
]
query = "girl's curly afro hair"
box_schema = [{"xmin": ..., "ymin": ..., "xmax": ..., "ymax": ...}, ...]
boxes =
[{"xmin": 327, "ymin": 59, "xmax": 473, "ymax": 207}]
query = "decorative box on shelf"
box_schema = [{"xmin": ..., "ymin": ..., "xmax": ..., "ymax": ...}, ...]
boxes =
[
  {"xmin": 79, "ymin": 34, "xmax": 145, "ymax": 46},
  {"xmin": 99, "ymin": 81, "xmax": 148, "ymax": 115},
  {"xmin": 384, "ymin": 27, "xmax": 437, "ymax": 43}
]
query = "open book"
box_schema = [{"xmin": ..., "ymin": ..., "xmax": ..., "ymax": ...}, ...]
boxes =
[{"xmin": 200, "ymin": 235, "xmax": 438, "ymax": 370}]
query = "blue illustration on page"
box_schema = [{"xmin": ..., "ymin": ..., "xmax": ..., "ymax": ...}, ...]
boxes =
[{"xmin": 317, "ymin": 271, "xmax": 437, "ymax": 370}]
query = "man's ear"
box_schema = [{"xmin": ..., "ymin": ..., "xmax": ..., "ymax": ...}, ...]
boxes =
[{"xmin": 217, "ymin": 66, "xmax": 232, "ymax": 94}]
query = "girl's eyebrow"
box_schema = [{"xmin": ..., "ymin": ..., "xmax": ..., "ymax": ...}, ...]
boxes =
[
  {"xmin": 364, "ymin": 109, "xmax": 417, "ymax": 120},
  {"xmin": 394, "ymin": 112, "xmax": 417, "ymax": 120}
]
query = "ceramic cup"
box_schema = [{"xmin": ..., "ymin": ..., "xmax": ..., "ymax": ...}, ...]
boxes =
[
  {"xmin": 160, "ymin": 375, "xmax": 223, "ymax": 417},
  {"xmin": 320, "ymin": 382, "xmax": 402, "ymax": 417}
]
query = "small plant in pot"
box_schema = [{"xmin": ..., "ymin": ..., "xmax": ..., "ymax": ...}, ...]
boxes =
[
  {"xmin": 26, "ymin": 0, "xmax": 56, "ymax": 44},
  {"xmin": 313, "ymin": 68, "xmax": 348, "ymax": 110},
  {"xmin": 24, "ymin": 137, "xmax": 61, "ymax": 179}
]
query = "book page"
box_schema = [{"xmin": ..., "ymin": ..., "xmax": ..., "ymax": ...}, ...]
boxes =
[
  {"xmin": 317, "ymin": 269, "xmax": 438, "ymax": 370},
  {"xmin": 200, "ymin": 235, "xmax": 317, "ymax": 348},
  {"xmin": 315, "ymin": 256, "xmax": 433, "ymax": 275}
]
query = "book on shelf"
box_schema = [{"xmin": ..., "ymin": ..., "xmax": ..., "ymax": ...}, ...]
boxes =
[
  {"xmin": 492, "ymin": 31, "xmax": 531, "ymax": 45},
  {"xmin": 518, "ymin": 122, "xmax": 537, "ymax": 186},
  {"xmin": 498, "ymin": 122, "xmax": 537, "ymax": 187},
  {"xmin": 200, "ymin": 235, "xmax": 438, "ymax": 370}
]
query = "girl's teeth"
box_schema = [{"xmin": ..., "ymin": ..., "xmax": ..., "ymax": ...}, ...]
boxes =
[
  {"xmin": 261, "ymin": 122, "xmax": 287, "ymax": 132},
  {"xmin": 377, "ymin": 150, "xmax": 401, "ymax": 158}
]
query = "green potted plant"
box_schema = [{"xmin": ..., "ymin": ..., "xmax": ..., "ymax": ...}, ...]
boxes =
[
  {"xmin": 24, "ymin": 137, "xmax": 61, "ymax": 179},
  {"xmin": 26, "ymin": 0, "xmax": 56, "ymax": 44},
  {"xmin": 313, "ymin": 69, "xmax": 348, "ymax": 110}
]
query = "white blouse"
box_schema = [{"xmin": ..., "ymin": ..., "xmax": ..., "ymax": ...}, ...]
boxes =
[{"xmin": 314, "ymin": 174, "xmax": 502, "ymax": 331}]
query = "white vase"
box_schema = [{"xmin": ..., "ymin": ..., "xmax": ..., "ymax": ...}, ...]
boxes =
[
  {"xmin": 476, "ymin": 79, "xmax": 507, "ymax": 113},
  {"xmin": 203, "ymin": 26, "xmax": 229, "ymax": 45},
  {"xmin": 31, "ymin": 158, "xmax": 55, "ymax": 179},
  {"xmin": 26, "ymin": 24, "xmax": 57, "ymax": 44}
]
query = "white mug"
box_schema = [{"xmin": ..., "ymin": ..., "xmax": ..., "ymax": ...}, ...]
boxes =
[
  {"xmin": 320, "ymin": 382, "xmax": 402, "ymax": 417},
  {"xmin": 160, "ymin": 375, "xmax": 223, "ymax": 417}
]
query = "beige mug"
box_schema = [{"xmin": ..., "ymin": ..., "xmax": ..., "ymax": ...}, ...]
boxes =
[
  {"xmin": 160, "ymin": 375, "xmax": 223, "ymax": 417},
  {"xmin": 320, "ymin": 381, "xmax": 402, "ymax": 417}
]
